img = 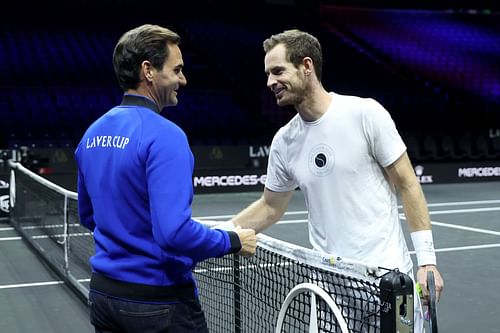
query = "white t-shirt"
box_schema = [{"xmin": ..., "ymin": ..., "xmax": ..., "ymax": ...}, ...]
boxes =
[{"xmin": 266, "ymin": 92, "xmax": 413, "ymax": 272}]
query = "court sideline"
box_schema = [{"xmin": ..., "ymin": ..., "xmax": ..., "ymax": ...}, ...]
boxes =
[{"xmin": 0, "ymin": 181, "xmax": 499, "ymax": 332}]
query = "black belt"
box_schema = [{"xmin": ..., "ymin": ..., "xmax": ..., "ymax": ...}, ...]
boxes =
[{"xmin": 90, "ymin": 272, "xmax": 196, "ymax": 303}]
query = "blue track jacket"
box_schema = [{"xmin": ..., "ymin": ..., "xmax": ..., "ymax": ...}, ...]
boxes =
[{"xmin": 75, "ymin": 94, "xmax": 239, "ymax": 288}]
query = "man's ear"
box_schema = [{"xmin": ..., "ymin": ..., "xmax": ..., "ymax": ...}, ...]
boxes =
[
  {"xmin": 141, "ymin": 60, "xmax": 154, "ymax": 81},
  {"xmin": 302, "ymin": 57, "xmax": 313, "ymax": 76}
]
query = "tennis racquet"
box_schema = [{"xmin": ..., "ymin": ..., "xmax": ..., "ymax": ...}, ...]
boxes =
[{"xmin": 427, "ymin": 271, "xmax": 438, "ymax": 333}]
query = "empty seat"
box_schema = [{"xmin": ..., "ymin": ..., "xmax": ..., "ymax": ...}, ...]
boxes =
[
  {"xmin": 403, "ymin": 133, "xmax": 423, "ymax": 162},
  {"xmin": 421, "ymin": 134, "xmax": 443, "ymax": 161}
]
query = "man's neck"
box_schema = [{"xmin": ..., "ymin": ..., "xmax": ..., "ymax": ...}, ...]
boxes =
[
  {"xmin": 126, "ymin": 87, "xmax": 162, "ymax": 112},
  {"xmin": 296, "ymin": 87, "xmax": 331, "ymax": 122}
]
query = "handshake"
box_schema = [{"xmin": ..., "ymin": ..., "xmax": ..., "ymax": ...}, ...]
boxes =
[{"xmin": 213, "ymin": 221, "xmax": 257, "ymax": 257}]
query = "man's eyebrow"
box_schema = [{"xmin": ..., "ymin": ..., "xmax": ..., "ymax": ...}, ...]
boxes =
[{"xmin": 265, "ymin": 65, "xmax": 285, "ymax": 74}]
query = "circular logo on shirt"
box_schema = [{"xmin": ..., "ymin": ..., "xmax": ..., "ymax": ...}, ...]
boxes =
[
  {"xmin": 309, "ymin": 144, "xmax": 334, "ymax": 177},
  {"xmin": 315, "ymin": 153, "xmax": 327, "ymax": 167}
]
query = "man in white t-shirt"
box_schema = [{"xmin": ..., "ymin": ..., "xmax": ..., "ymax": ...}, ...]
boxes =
[{"xmin": 228, "ymin": 29, "xmax": 444, "ymax": 332}]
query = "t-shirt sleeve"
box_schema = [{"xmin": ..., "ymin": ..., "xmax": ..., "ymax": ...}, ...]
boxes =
[
  {"xmin": 265, "ymin": 131, "xmax": 298, "ymax": 192},
  {"xmin": 362, "ymin": 98, "xmax": 406, "ymax": 167}
]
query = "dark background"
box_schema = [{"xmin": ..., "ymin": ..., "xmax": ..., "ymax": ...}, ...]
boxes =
[{"xmin": 1, "ymin": 0, "xmax": 499, "ymax": 163}]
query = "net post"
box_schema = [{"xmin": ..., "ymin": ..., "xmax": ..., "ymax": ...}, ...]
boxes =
[
  {"xmin": 63, "ymin": 194, "xmax": 70, "ymax": 273},
  {"xmin": 379, "ymin": 269, "xmax": 414, "ymax": 333},
  {"xmin": 233, "ymin": 253, "xmax": 241, "ymax": 333}
]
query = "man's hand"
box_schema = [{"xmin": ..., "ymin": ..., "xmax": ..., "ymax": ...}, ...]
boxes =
[
  {"xmin": 416, "ymin": 265, "xmax": 444, "ymax": 302},
  {"xmin": 233, "ymin": 227, "xmax": 257, "ymax": 257}
]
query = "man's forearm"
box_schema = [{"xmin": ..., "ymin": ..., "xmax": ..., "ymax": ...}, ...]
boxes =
[
  {"xmin": 400, "ymin": 180, "xmax": 431, "ymax": 232},
  {"xmin": 230, "ymin": 189, "xmax": 293, "ymax": 234},
  {"xmin": 230, "ymin": 197, "xmax": 281, "ymax": 233},
  {"xmin": 400, "ymin": 181, "xmax": 437, "ymax": 266}
]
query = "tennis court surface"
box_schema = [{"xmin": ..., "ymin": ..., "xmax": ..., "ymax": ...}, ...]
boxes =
[{"xmin": 1, "ymin": 164, "xmax": 499, "ymax": 332}]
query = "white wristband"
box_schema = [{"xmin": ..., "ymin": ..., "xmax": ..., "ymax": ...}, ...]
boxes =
[
  {"xmin": 212, "ymin": 221, "xmax": 236, "ymax": 231},
  {"xmin": 410, "ymin": 230, "xmax": 436, "ymax": 266}
]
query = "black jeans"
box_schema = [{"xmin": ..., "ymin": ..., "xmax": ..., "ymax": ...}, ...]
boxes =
[{"xmin": 89, "ymin": 290, "xmax": 209, "ymax": 333}]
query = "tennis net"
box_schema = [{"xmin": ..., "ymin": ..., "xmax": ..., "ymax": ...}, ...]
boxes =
[{"xmin": 8, "ymin": 160, "xmax": 414, "ymax": 332}]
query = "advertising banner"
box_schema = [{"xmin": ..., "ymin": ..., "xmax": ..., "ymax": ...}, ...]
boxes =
[
  {"xmin": 192, "ymin": 145, "xmax": 270, "ymax": 171},
  {"xmin": 193, "ymin": 169, "xmax": 267, "ymax": 194},
  {"xmin": 5, "ymin": 147, "xmax": 500, "ymax": 195},
  {"xmin": 413, "ymin": 161, "xmax": 500, "ymax": 184}
]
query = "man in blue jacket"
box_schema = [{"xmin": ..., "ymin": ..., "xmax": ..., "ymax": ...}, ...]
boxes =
[{"xmin": 75, "ymin": 24, "xmax": 256, "ymax": 333}]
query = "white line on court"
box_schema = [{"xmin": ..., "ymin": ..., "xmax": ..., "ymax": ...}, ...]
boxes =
[
  {"xmin": 0, "ymin": 233, "xmax": 91, "ymax": 242},
  {"xmin": 0, "ymin": 281, "xmax": 65, "ymax": 289},
  {"xmin": 401, "ymin": 199, "xmax": 500, "ymax": 208},
  {"xmin": 0, "ymin": 236, "xmax": 22, "ymax": 241},
  {"xmin": 0, "ymin": 200, "xmax": 496, "ymax": 228},
  {"xmin": 197, "ymin": 215, "xmax": 500, "ymax": 237},
  {"xmin": 194, "ymin": 200, "xmax": 500, "ymax": 221},
  {"xmin": 276, "ymin": 219, "xmax": 308, "ymax": 224},
  {"xmin": 0, "ymin": 238, "xmax": 497, "ymax": 292},
  {"xmin": 0, "ymin": 199, "xmax": 497, "ymax": 241},
  {"xmin": 194, "ymin": 211, "xmax": 307, "ymax": 220},
  {"xmin": 1, "ymin": 208, "xmax": 497, "ymax": 242},
  {"xmin": 0, "ymin": 278, "xmax": 90, "ymax": 291},
  {"xmin": 398, "ymin": 216, "xmax": 500, "ymax": 236},
  {"xmin": 430, "ymin": 221, "xmax": 500, "ymax": 236},
  {"xmin": 409, "ymin": 243, "xmax": 500, "ymax": 254},
  {"xmin": 428, "ymin": 207, "xmax": 500, "ymax": 215},
  {"xmin": 276, "ymin": 218, "xmax": 500, "ymax": 236}
]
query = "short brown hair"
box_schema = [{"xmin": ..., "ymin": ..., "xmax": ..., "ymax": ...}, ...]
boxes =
[
  {"xmin": 113, "ymin": 24, "xmax": 181, "ymax": 90},
  {"xmin": 263, "ymin": 29, "xmax": 323, "ymax": 80}
]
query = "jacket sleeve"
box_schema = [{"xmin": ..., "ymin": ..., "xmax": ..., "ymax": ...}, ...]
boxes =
[
  {"xmin": 145, "ymin": 129, "xmax": 239, "ymax": 262},
  {"xmin": 76, "ymin": 166, "xmax": 96, "ymax": 232}
]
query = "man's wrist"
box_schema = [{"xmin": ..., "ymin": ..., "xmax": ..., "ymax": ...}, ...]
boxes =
[{"xmin": 411, "ymin": 230, "xmax": 436, "ymax": 266}]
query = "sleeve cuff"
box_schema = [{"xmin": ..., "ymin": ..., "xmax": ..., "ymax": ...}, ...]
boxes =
[{"xmin": 227, "ymin": 231, "xmax": 242, "ymax": 254}]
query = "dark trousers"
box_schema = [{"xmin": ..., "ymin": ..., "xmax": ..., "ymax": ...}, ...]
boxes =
[{"xmin": 89, "ymin": 290, "xmax": 209, "ymax": 333}]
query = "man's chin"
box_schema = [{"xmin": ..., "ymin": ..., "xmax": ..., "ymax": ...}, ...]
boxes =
[
  {"xmin": 167, "ymin": 97, "xmax": 178, "ymax": 107},
  {"xmin": 276, "ymin": 98, "xmax": 289, "ymax": 107}
]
